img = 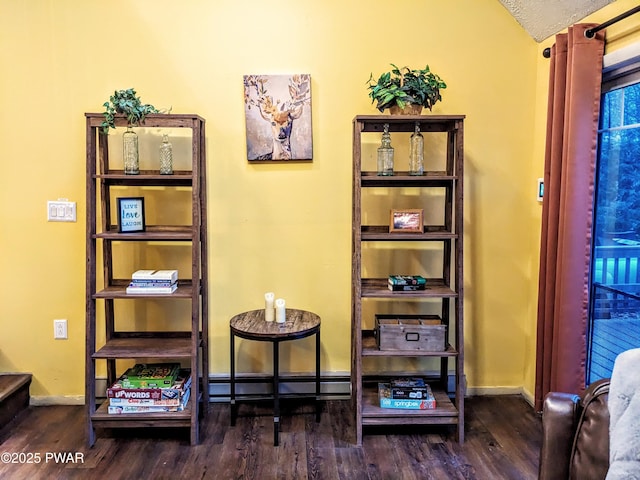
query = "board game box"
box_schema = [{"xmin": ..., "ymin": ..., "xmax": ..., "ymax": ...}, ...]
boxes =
[
  {"xmin": 119, "ymin": 363, "xmax": 181, "ymax": 389},
  {"xmin": 388, "ymin": 275, "xmax": 427, "ymax": 291},
  {"xmin": 378, "ymin": 382, "xmax": 436, "ymax": 409},
  {"xmin": 388, "ymin": 378, "xmax": 434, "ymax": 401},
  {"xmin": 108, "ymin": 386, "xmax": 191, "ymax": 414},
  {"xmin": 107, "ymin": 369, "xmax": 191, "ymax": 401}
]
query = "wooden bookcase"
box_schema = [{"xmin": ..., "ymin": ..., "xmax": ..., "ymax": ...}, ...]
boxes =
[
  {"xmin": 85, "ymin": 113, "xmax": 208, "ymax": 446},
  {"xmin": 351, "ymin": 114, "xmax": 465, "ymax": 445}
]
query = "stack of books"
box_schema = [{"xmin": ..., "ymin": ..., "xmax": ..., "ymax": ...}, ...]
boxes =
[
  {"xmin": 388, "ymin": 275, "xmax": 427, "ymax": 291},
  {"xmin": 107, "ymin": 363, "xmax": 191, "ymax": 414},
  {"xmin": 126, "ymin": 269, "xmax": 178, "ymax": 294},
  {"xmin": 378, "ymin": 377, "xmax": 436, "ymax": 409}
]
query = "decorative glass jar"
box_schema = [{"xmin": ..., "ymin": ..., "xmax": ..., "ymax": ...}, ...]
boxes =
[
  {"xmin": 123, "ymin": 126, "xmax": 139, "ymax": 175},
  {"xmin": 409, "ymin": 122, "xmax": 424, "ymax": 175},
  {"xmin": 377, "ymin": 123, "xmax": 394, "ymax": 176},
  {"xmin": 159, "ymin": 134, "xmax": 173, "ymax": 174}
]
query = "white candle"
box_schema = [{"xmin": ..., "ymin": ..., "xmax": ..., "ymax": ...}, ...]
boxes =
[
  {"xmin": 265, "ymin": 292, "xmax": 275, "ymax": 322},
  {"xmin": 275, "ymin": 298, "xmax": 286, "ymax": 323}
]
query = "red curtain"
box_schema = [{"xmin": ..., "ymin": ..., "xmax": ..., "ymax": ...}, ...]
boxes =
[{"xmin": 535, "ymin": 24, "xmax": 605, "ymax": 411}]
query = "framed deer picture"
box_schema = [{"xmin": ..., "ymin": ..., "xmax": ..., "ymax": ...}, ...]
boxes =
[{"xmin": 243, "ymin": 74, "xmax": 313, "ymax": 161}]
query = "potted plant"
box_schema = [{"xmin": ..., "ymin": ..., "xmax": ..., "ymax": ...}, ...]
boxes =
[
  {"xmin": 367, "ymin": 64, "xmax": 447, "ymax": 114},
  {"xmin": 101, "ymin": 88, "xmax": 158, "ymax": 134},
  {"xmin": 100, "ymin": 88, "xmax": 160, "ymax": 174}
]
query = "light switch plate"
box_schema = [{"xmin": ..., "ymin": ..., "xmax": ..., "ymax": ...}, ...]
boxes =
[{"xmin": 47, "ymin": 200, "xmax": 76, "ymax": 222}]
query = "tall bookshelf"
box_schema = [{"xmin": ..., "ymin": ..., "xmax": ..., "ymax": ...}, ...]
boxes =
[
  {"xmin": 351, "ymin": 114, "xmax": 465, "ymax": 445},
  {"xmin": 85, "ymin": 113, "xmax": 208, "ymax": 445}
]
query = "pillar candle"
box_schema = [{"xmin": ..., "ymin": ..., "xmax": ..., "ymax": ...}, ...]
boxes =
[
  {"xmin": 275, "ymin": 298, "xmax": 286, "ymax": 323},
  {"xmin": 265, "ymin": 292, "xmax": 275, "ymax": 322}
]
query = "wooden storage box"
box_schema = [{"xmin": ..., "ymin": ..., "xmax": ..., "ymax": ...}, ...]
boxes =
[{"xmin": 375, "ymin": 315, "xmax": 446, "ymax": 351}]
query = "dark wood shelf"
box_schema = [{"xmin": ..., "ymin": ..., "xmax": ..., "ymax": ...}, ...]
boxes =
[
  {"xmin": 361, "ymin": 225, "xmax": 456, "ymax": 241},
  {"xmin": 351, "ymin": 115, "xmax": 465, "ymax": 445},
  {"xmin": 361, "ymin": 330, "xmax": 458, "ymax": 357},
  {"xmin": 361, "ymin": 383, "xmax": 459, "ymax": 424},
  {"xmin": 96, "ymin": 171, "xmax": 194, "ymax": 187},
  {"xmin": 355, "ymin": 114, "xmax": 465, "ymax": 134},
  {"xmin": 85, "ymin": 112, "xmax": 205, "ymax": 129},
  {"xmin": 93, "ymin": 280, "xmax": 196, "ymax": 299},
  {"xmin": 360, "ymin": 278, "xmax": 457, "ymax": 298},
  {"xmin": 360, "ymin": 171, "xmax": 456, "ymax": 187},
  {"xmin": 95, "ymin": 225, "xmax": 194, "ymax": 241},
  {"xmin": 91, "ymin": 401, "xmax": 193, "ymax": 426},
  {"xmin": 85, "ymin": 113, "xmax": 208, "ymax": 446},
  {"xmin": 93, "ymin": 337, "xmax": 195, "ymax": 359}
]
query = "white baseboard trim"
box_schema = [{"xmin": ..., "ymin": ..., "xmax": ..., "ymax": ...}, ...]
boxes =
[
  {"xmin": 466, "ymin": 386, "xmax": 524, "ymax": 396},
  {"xmin": 30, "ymin": 395, "xmax": 84, "ymax": 406},
  {"xmin": 29, "ymin": 375, "xmax": 535, "ymax": 406}
]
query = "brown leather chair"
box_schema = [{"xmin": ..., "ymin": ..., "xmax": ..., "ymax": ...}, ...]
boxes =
[{"xmin": 538, "ymin": 379, "xmax": 610, "ymax": 480}]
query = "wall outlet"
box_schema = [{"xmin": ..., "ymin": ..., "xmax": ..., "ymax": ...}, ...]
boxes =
[{"xmin": 54, "ymin": 319, "xmax": 68, "ymax": 339}]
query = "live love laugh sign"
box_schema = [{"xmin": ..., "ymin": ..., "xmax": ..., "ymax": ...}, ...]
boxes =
[{"xmin": 117, "ymin": 197, "xmax": 146, "ymax": 233}]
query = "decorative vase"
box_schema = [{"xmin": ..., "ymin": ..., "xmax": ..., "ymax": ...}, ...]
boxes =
[
  {"xmin": 409, "ymin": 123, "xmax": 424, "ymax": 175},
  {"xmin": 377, "ymin": 123, "xmax": 394, "ymax": 176},
  {"xmin": 123, "ymin": 126, "xmax": 139, "ymax": 175},
  {"xmin": 389, "ymin": 103, "xmax": 423, "ymax": 115},
  {"xmin": 159, "ymin": 134, "xmax": 173, "ymax": 175}
]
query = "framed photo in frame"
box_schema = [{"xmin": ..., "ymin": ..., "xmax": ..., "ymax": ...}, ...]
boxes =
[
  {"xmin": 390, "ymin": 209, "xmax": 424, "ymax": 233},
  {"xmin": 117, "ymin": 197, "xmax": 145, "ymax": 233},
  {"xmin": 243, "ymin": 74, "xmax": 313, "ymax": 161}
]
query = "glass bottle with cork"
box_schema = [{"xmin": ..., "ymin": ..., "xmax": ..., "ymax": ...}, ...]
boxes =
[
  {"xmin": 409, "ymin": 122, "xmax": 424, "ymax": 175},
  {"xmin": 377, "ymin": 123, "xmax": 394, "ymax": 176}
]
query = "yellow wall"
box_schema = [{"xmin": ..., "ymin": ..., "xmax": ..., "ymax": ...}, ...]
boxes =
[{"xmin": 1, "ymin": 0, "xmax": 636, "ymax": 403}]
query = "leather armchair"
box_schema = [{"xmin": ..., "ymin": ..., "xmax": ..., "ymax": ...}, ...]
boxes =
[{"xmin": 538, "ymin": 379, "xmax": 610, "ymax": 480}]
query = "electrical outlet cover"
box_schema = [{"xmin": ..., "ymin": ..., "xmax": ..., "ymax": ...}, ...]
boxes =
[{"xmin": 54, "ymin": 319, "xmax": 68, "ymax": 339}]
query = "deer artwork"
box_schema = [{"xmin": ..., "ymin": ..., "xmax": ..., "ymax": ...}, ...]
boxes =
[{"xmin": 244, "ymin": 74, "xmax": 312, "ymax": 160}]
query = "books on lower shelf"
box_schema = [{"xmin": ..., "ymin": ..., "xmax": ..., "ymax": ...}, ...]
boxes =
[
  {"xmin": 126, "ymin": 284, "xmax": 177, "ymax": 294},
  {"xmin": 108, "ymin": 388, "xmax": 190, "ymax": 414},
  {"xmin": 378, "ymin": 378, "xmax": 436, "ymax": 409},
  {"xmin": 126, "ymin": 269, "xmax": 178, "ymax": 294},
  {"xmin": 131, "ymin": 270, "xmax": 178, "ymax": 282},
  {"xmin": 388, "ymin": 275, "xmax": 427, "ymax": 291},
  {"xmin": 106, "ymin": 367, "xmax": 191, "ymax": 414}
]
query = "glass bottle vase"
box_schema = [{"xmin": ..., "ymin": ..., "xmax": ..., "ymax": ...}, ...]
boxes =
[
  {"xmin": 377, "ymin": 123, "xmax": 394, "ymax": 176},
  {"xmin": 159, "ymin": 134, "xmax": 173, "ymax": 175},
  {"xmin": 409, "ymin": 123, "xmax": 424, "ymax": 175},
  {"xmin": 123, "ymin": 126, "xmax": 139, "ymax": 175}
]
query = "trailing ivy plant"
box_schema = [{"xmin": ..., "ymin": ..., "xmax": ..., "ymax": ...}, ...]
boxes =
[
  {"xmin": 367, "ymin": 64, "xmax": 447, "ymax": 112},
  {"xmin": 101, "ymin": 88, "xmax": 159, "ymax": 134}
]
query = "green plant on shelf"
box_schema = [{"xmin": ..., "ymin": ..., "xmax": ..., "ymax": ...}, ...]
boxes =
[
  {"xmin": 101, "ymin": 88, "xmax": 159, "ymax": 134},
  {"xmin": 367, "ymin": 64, "xmax": 447, "ymax": 112}
]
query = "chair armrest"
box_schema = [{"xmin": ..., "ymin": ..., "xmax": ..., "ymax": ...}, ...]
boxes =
[{"xmin": 538, "ymin": 392, "xmax": 580, "ymax": 480}]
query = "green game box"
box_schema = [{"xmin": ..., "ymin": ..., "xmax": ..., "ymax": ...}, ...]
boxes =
[{"xmin": 120, "ymin": 363, "xmax": 181, "ymax": 388}]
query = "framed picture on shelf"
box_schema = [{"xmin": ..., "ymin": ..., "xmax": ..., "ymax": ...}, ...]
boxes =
[
  {"xmin": 390, "ymin": 209, "xmax": 424, "ymax": 233},
  {"xmin": 117, "ymin": 197, "xmax": 146, "ymax": 233}
]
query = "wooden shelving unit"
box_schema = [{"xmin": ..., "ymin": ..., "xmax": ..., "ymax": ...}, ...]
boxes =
[
  {"xmin": 85, "ymin": 113, "xmax": 208, "ymax": 446},
  {"xmin": 351, "ymin": 114, "xmax": 465, "ymax": 445}
]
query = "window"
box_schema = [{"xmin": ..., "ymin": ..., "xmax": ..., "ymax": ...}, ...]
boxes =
[{"xmin": 587, "ymin": 43, "xmax": 640, "ymax": 384}]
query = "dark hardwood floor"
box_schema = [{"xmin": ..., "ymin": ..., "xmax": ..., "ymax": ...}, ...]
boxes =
[{"xmin": 0, "ymin": 396, "xmax": 542, "ymax": 479}]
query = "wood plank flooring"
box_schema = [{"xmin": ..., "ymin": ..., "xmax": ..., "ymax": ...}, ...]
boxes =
[
  {"xmin": 0, "ymin": 396, "xmax": 542, "ymax": 480},
  {"xmin": 589, "ymin": 316, "xmax": 640, "ymax": 382}
]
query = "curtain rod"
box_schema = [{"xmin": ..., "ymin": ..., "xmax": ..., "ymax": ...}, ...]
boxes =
[{"xmin": 543, "ymin": 5, "xmax": 640, "ymax": 58}]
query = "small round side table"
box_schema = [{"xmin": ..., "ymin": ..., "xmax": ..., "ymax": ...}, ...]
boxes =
[{"xmin": 229, "ymin": 308, "xmax": 321, "ymax": 446}]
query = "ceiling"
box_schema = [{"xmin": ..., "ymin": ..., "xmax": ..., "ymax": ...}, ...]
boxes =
[{"xmin": 498, "ymin": 0, "xmax": 617, "ymax": 42}]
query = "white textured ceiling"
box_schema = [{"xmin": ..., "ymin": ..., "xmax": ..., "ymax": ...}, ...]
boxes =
[{"xmin": 499, "ymin": 0, "xmax": 617, "ymax": 42}]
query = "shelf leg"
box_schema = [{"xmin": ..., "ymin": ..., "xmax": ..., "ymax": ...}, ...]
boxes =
[
  {"xmin": 230, "ymin": 332, "xmax": 236, "ymax": 426},
  {"xmin": 316, "ymin": 328, "xmax": 321, "ymax": 423},
  {"xmin": 273, "ymin": 340, "xmax": 280, "ymax": 446}
]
